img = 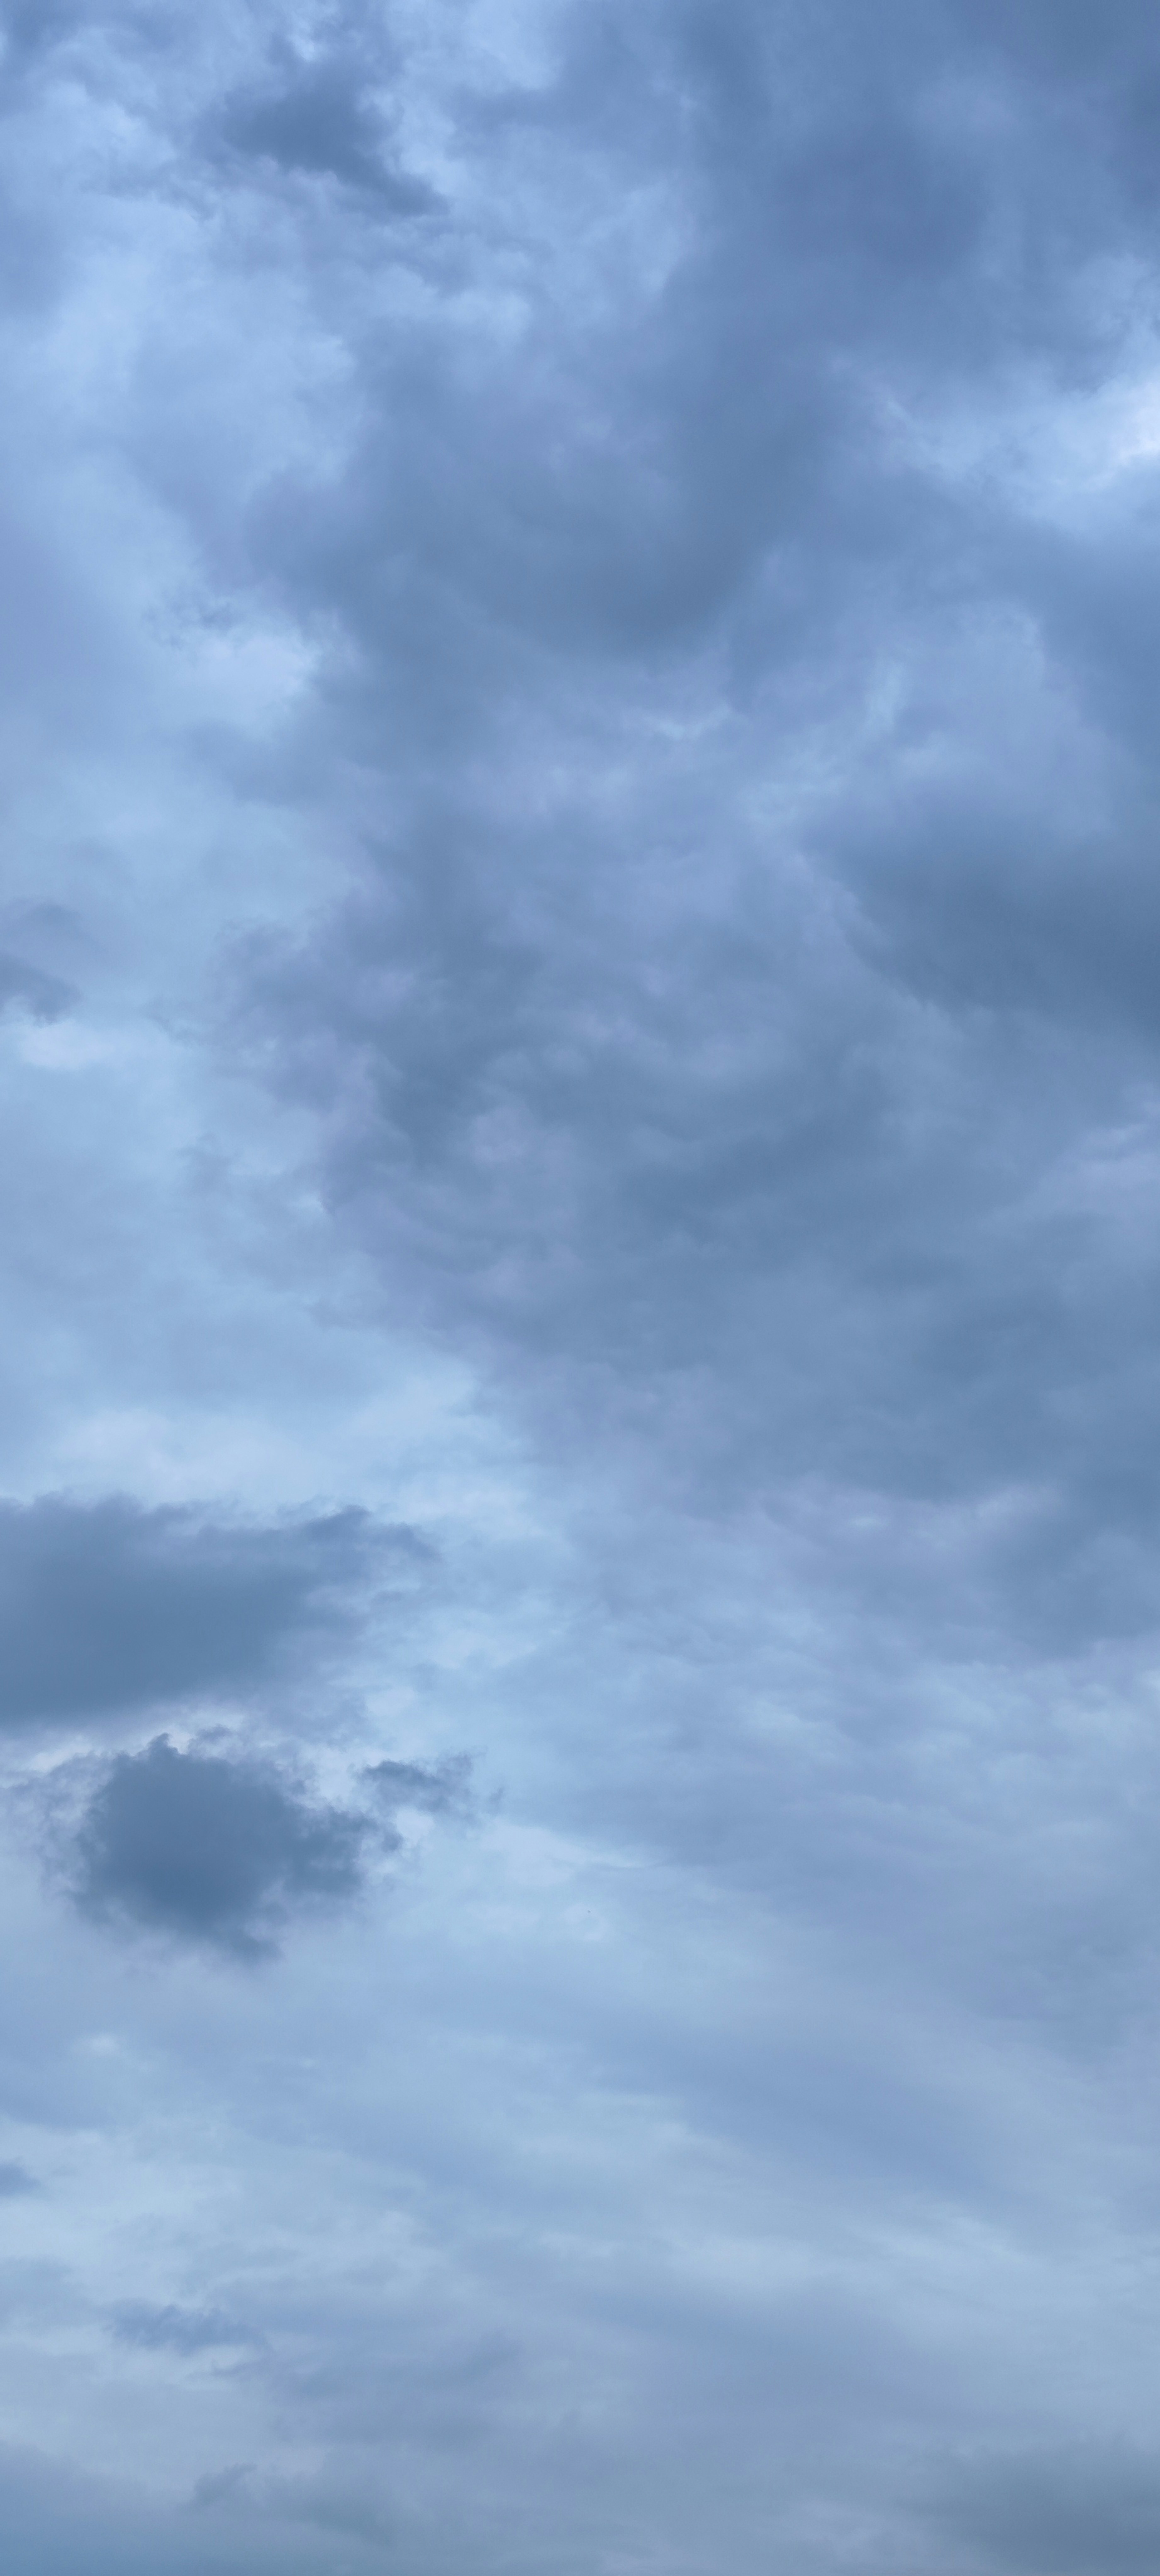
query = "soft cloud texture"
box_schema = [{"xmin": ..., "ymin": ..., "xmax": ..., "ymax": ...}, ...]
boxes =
[
  {"xmin": 3, "ymin": 2, "xmax": 1160, "ymax": 2571},
  {"xmin": 66, "ymin": 1736, "xmax": 374, "ymax": 1955},
  {"xmin": 0, "ymin": 1499, "xmax": 401, "ymax": 1726}
]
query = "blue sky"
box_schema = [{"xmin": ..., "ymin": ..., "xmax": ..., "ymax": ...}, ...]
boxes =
[{"xmin": 3, "ymin": 4, "xmax": 1160, "ymax": 2568}]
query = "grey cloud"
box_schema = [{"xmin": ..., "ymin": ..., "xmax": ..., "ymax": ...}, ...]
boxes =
[
  {"xmin": 0, "ymin": 1497, "xmax": 413, "ymax": 1727},
  {"xmin": 190, "ymin": 2465, "xmax": 254, "ymax": 2511},
  {"xmin": 0, "ymin": 2444, "xmax": 394, "ymax": 2576},
  {"xmin": 66, "ymin": 1736, "xmax": 373, "ymax": 1957},
  {"xmin": 0, "ymin": 0, "xmax": 82, "ymax": 62},
  {"xmin": 10, "ymin": 3, "xmax": 1160, "ymax": 2572},
  {"xmin": 109, "ymin": 2301, "xmax": 257, "ymax": 2355},
  {"xmin": 56, "ymin": 1731, "xmax": 468, "ymax": 1957},
  {"xmin": 932, "ymin": 2443, "xmax": 1160, "ymax": 2574},
  {"xmin": 363, "ymin": 1754, "xmax": 473, "ymax": 1815},
  {"xmin": 218, "ymin": 0, "xmax": 1160, "ymax": 1696},
  {"xmin": 0, "ymin": 2162, "xmax": 38, "ymax": 2196},
  {"xmin": 0, "ymin": 951, "xmax": 75, "ymax": 1021},
  {"xmin": 0, "ymin": 899, "xmax": 92, "ymax": 975},
  {"xmin": 217, "ymin": 60, "xmax": 437, "ymax": 213}
]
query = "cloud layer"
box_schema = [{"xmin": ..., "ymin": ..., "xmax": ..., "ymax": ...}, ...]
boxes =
[
  {"xmin": 0, "ymin": 1499, "xmax": 392, "ymax": 1726},
  {"xmin": 3, "ymin": 2, "xmax": 1160, "ymax": 2571}
]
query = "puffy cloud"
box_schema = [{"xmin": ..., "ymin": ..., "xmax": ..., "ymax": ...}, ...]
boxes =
[{"xmin": 65, "ymin": 1736, "xmax": 378, "ymax": 1955}]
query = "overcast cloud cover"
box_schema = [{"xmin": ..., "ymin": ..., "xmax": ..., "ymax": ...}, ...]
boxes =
[{"xmin": 6, "ymin": 0, "xmax": 1160, "ymax": 2568}]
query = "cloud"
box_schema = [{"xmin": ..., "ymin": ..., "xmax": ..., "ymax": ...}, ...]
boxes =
[
  {"xmin": 0, "ymin": 1498, "xmax": 415, "ymax": 1728},
  {"xmin": 216, "ymin": 58, "xmax": 437, "ymax": 214},
  {"xmin": 6, "ymin": 3, "xmax": 1160, "ymax": 2573},
  {"xmin": 64, "ymin": 1736, "xmax": 373, "ymax": 1957},
  {"xmin": 109, "ymin": 2301, "xmax": 257, "ymax": 2355},
  {"xmin": 54, "ymin": 1733, "xmax": 464, "ymax": 1959},
  {"xmin": 362, "ymin": 1754, "xmax": 473, "ymax": 1815},
  {"xmin": 931, "ymin": 2443, "xmax": 1160, "ymax": 2575},
  {"xmin": 0, "ymin": 2442, "xmax": 394, "ymax": 2576},
  {"xmin": 0, "ymin": 951, "xmax": 75, "ymax": 1022},
  {"xmin": 0, "ymin": 2163, "xmax": 38, "ymax": 2197}
]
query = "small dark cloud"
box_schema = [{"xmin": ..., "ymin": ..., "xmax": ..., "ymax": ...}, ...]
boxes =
[
  {"xmin": 0, "ymin": 1496, "xmax": 412, "ymax": 1728},
  {"xmin": 109, "ymin": 2302, "xmax": 256, "ymax": 2356},
  {"xmin": 931, "ymin": 2442, "xmax": 1160, "ymax": 2574},
  {"xmin": 363, "ymin": 1754, "xmax": 473, "ymax": 1816},
  {"xmin": 0, "ymin": 0, "xmax": 83, "ymax": 61},
  {"xmin": 0, "ymin": 951, "xmax": 75, "ymax": 1022},
  {"xmin": 189, "ymin": 2464, "xmax": 254, "ymax": 2513},
  {"xmin": 67, "ymin": 1736, "xmax": 373, "ymax": 1959},
  {"xmin": 217, "ymin": 64, "xmax": 437, "ymax": 214},
  {"xmin": 0, "ymin": 2163, "xmax": 37, "ymax": 2198}
]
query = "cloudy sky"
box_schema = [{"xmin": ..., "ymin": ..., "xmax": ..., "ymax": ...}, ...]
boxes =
[{"xmin": 6, "ymin": 2, "xmax": 1160, "ymax": 2568}]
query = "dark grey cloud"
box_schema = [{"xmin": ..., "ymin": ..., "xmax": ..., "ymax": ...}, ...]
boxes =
[
  {"xmin": 65, "ymin": 1736, "xmax": 373, "ymax": 1957},
  {"xmin": 932, "ymin": 2443, "xmax": 1160, "ymax": 2575},
  {"xmin": 362, "ymin": 1754, "xmax": 472, "ymax": 1814},
  {"xmin": 215, "ymin": 0, "xmax": 1160, "ymax": 1694},
  {"xmin": 57, "ymin": 1733, "xmax": 462, "ymax": 1957},
  {"xmin": 0, "ymin": 1497, "xmax": 416, "ymax": 1727},
  {"xmin": 217, "ymin": 58, "xmax": 436, "ymax": 214},
  {"xmin": 0, "ymin": 951, "xmax": 74, "ymax": 1021}
]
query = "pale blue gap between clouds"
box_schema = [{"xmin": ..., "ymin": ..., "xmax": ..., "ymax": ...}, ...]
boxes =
[{"xmin": 2, "ymin": 3, "xmax": 1160, "ymax": 2572}]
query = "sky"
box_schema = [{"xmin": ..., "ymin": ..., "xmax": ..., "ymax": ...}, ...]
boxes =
[{"xmin": 4, "ymin": 2, "xmax": 1160, "ymax": 2569}]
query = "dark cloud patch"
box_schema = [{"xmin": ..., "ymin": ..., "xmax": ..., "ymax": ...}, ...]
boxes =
[
  {"xmin": 0, "ymin": 0, "xmax": 84, "ymax": 63},
  {"xmin": 0, "ymin": 2442, "xmax": 389, "ymax": 2576},
  {"xmin": 0, "ymin": 2162, "xmax": 38, "ymax": 2197},
  {"xmin": 217, "ymin": 60, "xmax": 436, "ymax": 214},
  {"xmin": 0, "ymin": 951, "xmax": 75, "ymax": 1022},
  {"xmin": 363, "ymin": 1754, "xmax": 472, "ymax": 1816},
  {"xmin": 109, "ymin": 2301, "xmax": 256, "ymax": 2356},
  {"xmin": 0, "ymin": 1497, "xmax": 413, "ymax": 1728},
  {"xmin": 828, "ymin": 789, "xmax": 1160, "ymax": 1038},
  {"xmin": 223, "ymin": 0, "xmax": 1160, "ymax": 1695},
  {"xmin": 0, "ymin": 899, "xmax": 92, "ymax": 974},
  {"xmin": 931, "ymin": 2443, "xmax": 1160, "ymax": 2574},
  {"xmin": 66, "ymin": 1737, "xmax": 373, "ymax": 1958}
]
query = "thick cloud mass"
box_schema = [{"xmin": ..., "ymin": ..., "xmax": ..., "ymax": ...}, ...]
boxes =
[
  {"xmin": 67, "ymin": 1737, "xmax": 373, "ymax": 1955},
  {"xmin": 5, "ymin": 2, "xmax": 1160, "ymax": 2571},
  {"xmin": 0, "ymin": 1498, "xmax": 389, "ymax": 1724}
]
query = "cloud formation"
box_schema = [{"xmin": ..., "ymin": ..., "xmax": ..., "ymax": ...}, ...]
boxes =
[
  {"xmin": 5, "ymin": 2, "xmax": 1160, "ymax": 2572},
  {"xmin": 109, "ymin": 2301, "xmax": 256, "ymax": 2355},
  {"xmin": 0, "ymin": 1499, "xmax": 404, "ymax": 1727},
  {"xmin": 67, "ymin": 1737, "xmax": 375, "ymax": 1956}
]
